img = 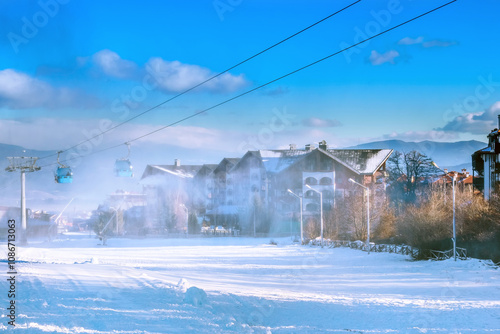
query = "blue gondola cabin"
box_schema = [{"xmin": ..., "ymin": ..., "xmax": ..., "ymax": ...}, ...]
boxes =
[
  {"xmin": 55, "ymin": 166, "xmax": 73, "ymax": 183},
  {"xmin": 115, "ymin": 159, "xmax": 133, "ymax": 177}
]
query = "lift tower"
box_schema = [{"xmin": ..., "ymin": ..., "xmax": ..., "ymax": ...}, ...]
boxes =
[{"xmin": 5, "ymin": 157, "xmax": 41, "ymax": 245}]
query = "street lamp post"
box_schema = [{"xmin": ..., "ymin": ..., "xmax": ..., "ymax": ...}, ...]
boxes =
[
  {"xmin": 348, "ymin": 178, "xmax": 370, "ymax": 254},
  {"xmin": 287, "ymin": 189, "xmax": 303, "ymax": 244},
  {"xmin": 431, "ymin": 162, "xmax": 457, "ymax": 261},
  {"xmin": 305, "ymin": 184, "xmax": 323, "ymax": 247}
]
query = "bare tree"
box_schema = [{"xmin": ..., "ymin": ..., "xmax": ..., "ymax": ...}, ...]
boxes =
[{"xmin": 388, "ymin": 150, "xmax": 434, "ymax": 204}]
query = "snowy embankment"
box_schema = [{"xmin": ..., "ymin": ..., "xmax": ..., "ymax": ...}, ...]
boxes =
[{"xmin": 1, "ymin": 234, "xmax": 499, "ymax": 333}]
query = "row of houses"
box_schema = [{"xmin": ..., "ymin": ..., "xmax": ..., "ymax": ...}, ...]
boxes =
[{"xmin": 140, "ymin": 141, "xmax": 393, "ymax": 234}]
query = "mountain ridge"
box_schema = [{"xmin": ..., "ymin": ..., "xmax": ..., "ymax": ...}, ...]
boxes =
[{"xmin": 344, "ymin": 139, "xmax": 485, "ymax": 171}]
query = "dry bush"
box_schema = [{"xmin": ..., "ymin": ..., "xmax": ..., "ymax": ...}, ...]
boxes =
[
  {"xmin": 373, "ymin": 205, "xmax": 397, "ymax": 241},
  {"xmin": 323, "ymin": 208, "xmax": 341, "ymax": 240},
  {"xmin": 456, "ymin": 189, "xmax": 493, "ymax": 241},
  {"xmin": 304, "ymin": 217, "xmax": 320, "ymax": 240},
  {"xmin": 396, "ymin": 191, "xmax": 452, "ymax": 249}
]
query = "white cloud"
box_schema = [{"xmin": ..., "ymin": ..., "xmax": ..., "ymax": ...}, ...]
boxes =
[
  {"xmin": 369, "ymin": 50, "xmax": 399, "ymax": 65},
  {"xmin": 437, "ymin": 102, "xmax": 500, "ymax": 134},
  {"xmin": 396, "ymin": 37, "xmax": 458, "ymax": 48},
  {"xmin": 0, "ymin": 69, "xmax": 95, "ymax": 109},
  {"xmin": 92, "ymin": 49, "xmax": 138, "ymax": 79},
  {"xmin": 302, "ymin": 117, "xmax": 342, "ymax": 128},
  {"xmin": 145, "ymin": 57, "xmax": 247, "ymax": 93},
  {"xmin": 88, "ymin": 50, "xmax": 248, "ymax": 94},
  {"xmin": 398, "ymin": 36, "xmax": 424, "ymax": 45},
  {"xmin": 422, "ymin": 40, "xmax": 458, "ymax": 48}
]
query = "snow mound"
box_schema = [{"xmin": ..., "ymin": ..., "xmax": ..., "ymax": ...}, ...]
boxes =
[
  {"xmin": 90, "ymin": 257, "xmax": 99, "ymax": 264},
  {"xmin": 183, "ymin": 286, "xmax": 208, "ymax": 307},
  {"xmin": 176, "ymin": 278, "xmax": 190, "ymax": 293}
]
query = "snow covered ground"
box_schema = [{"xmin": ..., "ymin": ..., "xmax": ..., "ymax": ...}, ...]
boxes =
[{"xmin": 1, "ymin": 234, "xmax": 500, "ymax": 333}]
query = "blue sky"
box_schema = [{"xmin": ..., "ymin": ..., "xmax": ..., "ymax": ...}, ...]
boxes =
[{"xmin": 0, "ymin": 0, "xmax": 499, "ymax": 164}]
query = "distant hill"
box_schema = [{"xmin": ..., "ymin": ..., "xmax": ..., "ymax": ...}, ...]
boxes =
[{"xmin": 345, "ymin": 139, "xmax": 486, "ymax": 172}]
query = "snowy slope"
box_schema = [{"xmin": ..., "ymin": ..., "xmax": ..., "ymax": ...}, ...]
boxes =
[{"xmin": 1, "ymin": 234, "xmax": 499, "ymax": 333}]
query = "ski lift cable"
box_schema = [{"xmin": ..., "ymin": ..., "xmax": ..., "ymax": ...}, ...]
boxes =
[
  {"xmin": 38, "ymin": 0, "xmax": 456, "ymax": 169},
  {"xmin": 36, "ymin": 0, "xmax": 363, "ymax": 162}
]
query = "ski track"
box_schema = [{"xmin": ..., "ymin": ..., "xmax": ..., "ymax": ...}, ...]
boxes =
[{"xmin": 0, "ymin": 235, "xmax": 499, "ymax": 333}]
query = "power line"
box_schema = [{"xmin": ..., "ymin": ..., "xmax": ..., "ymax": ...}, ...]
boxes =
[
  {"xmin": 39, "ymin": 0, "xmax": 456, "ymax": 169},
  {"xmin": 37, "ymin": 0, "xmax": 362, "ymax": 162}
]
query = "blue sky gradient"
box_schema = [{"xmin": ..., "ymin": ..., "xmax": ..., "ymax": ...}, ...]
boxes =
[{"xmin": 0, "ymin": 0, "xmax": 499, "ymax": 164}]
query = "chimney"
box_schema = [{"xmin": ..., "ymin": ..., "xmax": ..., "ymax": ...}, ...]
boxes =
[
  {"xmin": 305, "ymin": 144, "xmax": 315, "ymax": 151},
  {"xmin": 318, "ymin": 140, "xmax": 328, "ymax": 150},
  {"xmin": 174, "ymin": 159, "xmax": 180, "ymax": 167},
  {"xmin": 443, "ymin": 168, "xmax": 448, "ymax": 174},
  {"xmin": 461, "ymin": 168, "xmax": 467, "ymax": 174},
  {"xmin": 289, "ymin": 144, "xmax": 297, "ymax": 150}
]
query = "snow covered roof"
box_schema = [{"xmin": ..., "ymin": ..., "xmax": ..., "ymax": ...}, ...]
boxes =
[
  {"xmin": 213, "ymin": 158, "xmax": 241, "ymax": 174},
  {"xmin": 141, "ymin": 164, "xmax": 202, "ymax": 180},
  {"xmin": 476, "ymin": 146, "xmax": 492, "ymax": 153},
  {"xmin": 232, "ymin": 148, "xmax": 392, "ymax": 176},
  {"xmin": 258, "ymin": 149, "xmax": 309, "ymax": 174},
  {"xmin": 194, "ymin": 164, "xmax": 219, "ymax": 178},
  {"xmin": 324, "ymin": 149, "xmax": 393, "ymax": 175}
]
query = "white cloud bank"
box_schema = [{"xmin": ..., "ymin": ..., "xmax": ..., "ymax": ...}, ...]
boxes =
[
  {"xmin": 90, "ymin": 50, "xmax": 248, "ymax": 94},
  {"xmin": 0, "ymin": 69, "xmax": 94, "ymax": 109},
  {"xmin": 0, "ymin": 118, "xmax": 247, "ymax": 153},
  {"xmin": 437, "ymin": 102, "xmax": 500, "ymax": 134},
  {"xmin": 92, "ymin": 49, "xmax": 139, "ymax": 80}
]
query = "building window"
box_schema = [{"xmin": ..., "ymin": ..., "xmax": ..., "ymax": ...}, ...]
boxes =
[
  {"xmin": 306, "ymin": 203, "xmax": 318, "ymax": 212},
  {"xmin": 320, "ymin": 177, "xmax": 332, "ymax": 185},
  {"xmin": 305, "ymin": 177, "xmax": 318, "ymax": 185},
  {"xmin": 305, "ymin": 190, "xmax": 316, "ymax": 198}
]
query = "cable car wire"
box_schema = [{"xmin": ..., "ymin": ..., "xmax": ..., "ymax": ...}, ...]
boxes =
[
  {"xmin": 38, "ymin": 0, "xmax": 456, "ymax": 169},
  {"xmin": 37, "ymin": 0, "xmax": 363, "ymax": 162}
]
